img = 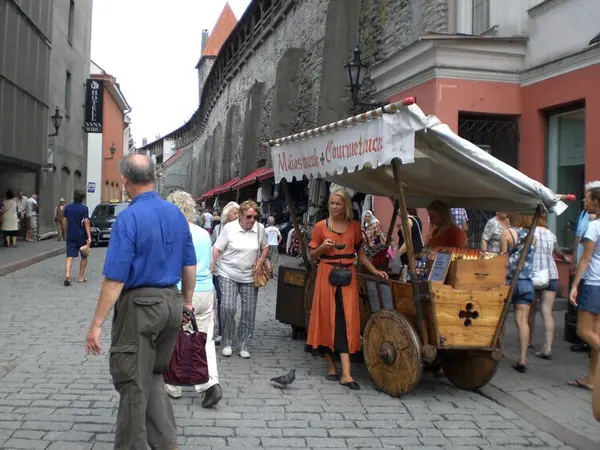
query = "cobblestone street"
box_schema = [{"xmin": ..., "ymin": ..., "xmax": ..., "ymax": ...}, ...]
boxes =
[{"xmin": 0, "ymin": 251, "xmax": 586, "ymax": 449}]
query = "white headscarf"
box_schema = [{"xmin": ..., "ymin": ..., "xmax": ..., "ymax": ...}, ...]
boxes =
[{"xmin": 362, "ymin": 210, "xmax": 379, "ymax": 228}]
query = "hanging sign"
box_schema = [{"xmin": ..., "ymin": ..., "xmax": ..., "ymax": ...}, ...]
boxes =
[
  {"xmin": 84, "ymin": 79, "xmax": 104, "ymax": 133},
  {"xmin": 270, "ymin": 109, "xmax": 422, "ymax": 183}
]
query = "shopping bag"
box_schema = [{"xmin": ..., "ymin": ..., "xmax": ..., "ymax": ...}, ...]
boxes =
[
  {"xmin": 163, "ymin": 309, "xmax": 209, "ymax": 386},
  {"xmin": 390, "ymin": 249, "xmax": 403, "ymax": 275}
]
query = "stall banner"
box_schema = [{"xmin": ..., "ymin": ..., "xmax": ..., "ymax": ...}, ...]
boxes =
[{"xmin": 271, "ymin": 110, "xmax": 419, "ymax": 183}]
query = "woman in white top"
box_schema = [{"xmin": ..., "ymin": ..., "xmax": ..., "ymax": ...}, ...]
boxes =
[
  {"xmin": 210, "ymin": 200, "xmax": 269, "ymax": 359},
  {"xmin": 211, "ymin": 201, "xmax": 239, "ymax": 344},
  {"xmin": 528, "ymin": 214, "xmax": 571, "ymax": 359},
  {"xmin": 1, "ymin": 190, "xmax": 19, "ymax": 247},
  {"xmin": 569, "ymin": 187, "xmax": 600, "ymax": 391}
]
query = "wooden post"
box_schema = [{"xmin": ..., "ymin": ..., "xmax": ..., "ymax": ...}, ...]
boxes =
[
  {"xmin": 385, "ymin": 200, "xmax": 399, "ymax": 247},
  {"xmin": 281, "ymin": 178, "xmax": 311, "ymax": 271},
  {"xmin": 491, "ymin": 204, "xmax": 543, "ymax": 348},
  {"xmin": 391, "ymin": 159, "xmax": 427, "ymax": 343}
]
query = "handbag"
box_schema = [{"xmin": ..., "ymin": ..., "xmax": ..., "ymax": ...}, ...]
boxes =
[
  {"xmin": 532, "ymin": 269, "xmax": 550, "ymax": 290},
  {"xmin": 329, "ymin": 264, "xmax": 352, "ymax": 286},
  {"xmin": 254, "ymin": 224, "xmax": 273, "ymax": 288},
  {"xmin": 163, "ymin": 309, "xmax": 209, "ymax": 386}
]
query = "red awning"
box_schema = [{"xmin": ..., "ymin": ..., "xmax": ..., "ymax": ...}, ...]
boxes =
[
  {"xmin": 214, "ymin": 177, "xmax": 239, "ymax": 196},
  {"xmin": 197, "ymin": 186, "xmax": 220, "ymax": 202},
  {"xmin": 231, "ymin": 167, "xmax": 274, "ymax": 190}
]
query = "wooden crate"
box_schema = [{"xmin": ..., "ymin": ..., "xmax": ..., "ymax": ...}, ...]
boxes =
[
  {"xmin": 447, "ymin": 255, "xmax": 508, "ymax": 290},
  {"xmin": 432, "ymin": 283, "xmax": 508, "ymax": 348}
]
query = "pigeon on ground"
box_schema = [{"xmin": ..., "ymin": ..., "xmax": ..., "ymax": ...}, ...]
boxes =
[{"xmin": 270, "ymin": 369, "xmax": 296, "ymax": 387}]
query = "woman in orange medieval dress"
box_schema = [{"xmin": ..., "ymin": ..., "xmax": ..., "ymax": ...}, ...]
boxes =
[{"xmin": 307, "ymin": 188, "xmax": 388, "ymax": 390}]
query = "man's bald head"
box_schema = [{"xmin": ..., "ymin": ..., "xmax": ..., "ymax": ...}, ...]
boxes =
[{"xmin": 119, "ymin": 153, "xmax": 155, "ymax": 185}]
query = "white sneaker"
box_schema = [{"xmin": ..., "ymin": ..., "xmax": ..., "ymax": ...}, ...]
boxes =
[
  {"xmin": 215, "ymin": 335, "xmax": 222, "ymax": 344},
  {"xmin": 222, "ymin": 346, "xmax": 232, "ymax": 357},
  {"xmin": 239, "ymin": 349, "xmax": 251, "ymax": 359},
  {"xmin": 164, "ymin": 384, "xmax": 182, "ymax": 399}
]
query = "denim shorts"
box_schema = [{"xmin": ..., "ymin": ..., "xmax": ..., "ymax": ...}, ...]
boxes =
[
  {"xmin": 578, "ymin": 283, "xmax": 600, "ymax": 314},
  {"xmin": 535, "ymin": 278, "xmax": 558, "ymax": 293},
  {"xmin": 508, "ymin": 278, "xmax": 534, "ymax": 305}
]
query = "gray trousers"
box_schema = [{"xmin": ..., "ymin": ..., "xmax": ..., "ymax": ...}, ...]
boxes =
[
  {"xmin": 110, "ymin": 286, "xmax": 182, "ymax": 450},
  {"xmin": 219, "ymin": 276, "xmax": 259, "ymax": 350}
]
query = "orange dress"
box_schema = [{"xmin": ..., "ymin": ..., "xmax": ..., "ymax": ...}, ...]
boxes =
[{"xmin": 307, "ymin": 219, "xmax": 363, "ymax": 354}]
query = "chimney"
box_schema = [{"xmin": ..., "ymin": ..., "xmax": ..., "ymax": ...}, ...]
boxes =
[{"xmin": 201, "ymin": 29, "xmax": 209, "ymax": 55}]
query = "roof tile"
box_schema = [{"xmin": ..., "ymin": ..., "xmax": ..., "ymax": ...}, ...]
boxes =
[{"xmin": 203, "ymin": 2, "xmax": 238, "ymax": 57}]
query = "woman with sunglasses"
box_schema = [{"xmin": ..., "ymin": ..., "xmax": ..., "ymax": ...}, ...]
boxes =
[{"xmin": 211, "ymin": 200, "xmax": 269, "ymax": 359}]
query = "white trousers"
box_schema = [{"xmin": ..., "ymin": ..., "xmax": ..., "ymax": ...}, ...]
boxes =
[{"xmin": 165, "ymin": 291, "xmax": 219, "ymax": 397}]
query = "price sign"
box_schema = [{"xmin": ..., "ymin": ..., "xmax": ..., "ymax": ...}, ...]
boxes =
[{"xmin": 428, "ymin": 252, "xmax": 452, "ymax": 282}]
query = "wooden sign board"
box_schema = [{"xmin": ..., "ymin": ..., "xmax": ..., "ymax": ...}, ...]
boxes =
[{"xmin": 428, "ymin": 252, "xmax": 452, "ymax": 282}]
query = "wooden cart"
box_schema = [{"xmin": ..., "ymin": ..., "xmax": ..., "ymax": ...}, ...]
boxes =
[{"xmin": 264, "ymin": 97, "xmax": 572, "ymax": 396}]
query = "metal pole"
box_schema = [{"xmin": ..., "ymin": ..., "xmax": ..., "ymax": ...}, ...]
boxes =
[
  {"xmin": 281, "ymin": 179, "xmax": 311, "ymax": 271},
  {"xmin": 492, "ymin": 204, "xmax": 543, "ymax": 348},
  {"xmin": 392, "ymin": 159, "xmax": 427, "ymax": 343}
]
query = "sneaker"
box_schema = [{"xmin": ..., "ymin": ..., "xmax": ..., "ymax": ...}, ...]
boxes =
[
  {"xmin": 165, "ymin": 384, "xmax": 182, "ymax": 399},
  {"xmin": 215, "ymin": 335, "xmax": 222, "ymax": 345},
  {"xmin": 222, "ymin": 346, "xmax": 232, "ymax": 357},
  {"xmin": 239, "ymin": 349, "xmax": 251, "ymax": 359},
  {"xmin": 201, "ymin": 384, "xmax": 223, "ymax": 408}
]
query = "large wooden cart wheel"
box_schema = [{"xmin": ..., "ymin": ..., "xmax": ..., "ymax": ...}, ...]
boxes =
[
  {"xmin": 364, "ymin": 310, "xmax": 423, "ymax": 397},
  {"xmin": 441, "ymin": 344, "xmax": 502, "ymax": 390}
]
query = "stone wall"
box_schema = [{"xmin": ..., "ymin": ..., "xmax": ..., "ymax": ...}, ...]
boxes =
[{"xmin": 156, "ymin": 0, "xmax": 450, "ymax": 200}]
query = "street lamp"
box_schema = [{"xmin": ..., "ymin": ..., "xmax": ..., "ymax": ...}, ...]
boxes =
[
  {"xmin": 104, "ymin": 142, "xmax": 117, "ymax": 160},
  {"xmin": 48, "ymin": 107, "xmax": 63, "ymax": 137},
  {"xmin": 345, "ymin": 43, "xmax": 389, "ymax": 110}
]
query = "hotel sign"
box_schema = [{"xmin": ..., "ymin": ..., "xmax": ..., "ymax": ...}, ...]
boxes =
[{"xmin": 84, "ymin": 79, "xmax": 103, "ymax": 133}]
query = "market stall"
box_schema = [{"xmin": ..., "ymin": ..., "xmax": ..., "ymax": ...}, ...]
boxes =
[{"xmin": 263, "ymin": 97, "xmax": 572, "ymax": 396}]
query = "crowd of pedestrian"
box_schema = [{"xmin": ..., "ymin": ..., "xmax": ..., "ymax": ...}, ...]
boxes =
[
  {"xmin": 0, "ymin": 190, "xmax": 39, "ymax": 246},
  {"xmin": 71, "ymin": 151, "xmax": 600, "ymax": 447}
]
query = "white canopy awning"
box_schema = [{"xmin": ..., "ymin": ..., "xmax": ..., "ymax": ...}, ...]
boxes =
[{"xmin": 266, "ymin": 100, "xmax": 563, "ymax": 213}]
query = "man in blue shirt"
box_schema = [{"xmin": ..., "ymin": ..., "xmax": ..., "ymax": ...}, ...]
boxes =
[
  {"xmin": 62, "ymin": 189, "xmax": 91, "ymax": 286},
  {"xmin": 84, "ymin": 154, "xmax": 196, "ymax": 450}
]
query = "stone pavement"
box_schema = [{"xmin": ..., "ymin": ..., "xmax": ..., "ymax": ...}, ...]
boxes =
[
  {"xmin": 488, "ymin": 309, "xmax": 600, "ymax": 446},
  {"xmin": 0, "ymin": 238, "xmax": 64, "ymax": 277},
  {"xmin": 0, "ymin": 251, "xmax": 583, "ymax": 449}
]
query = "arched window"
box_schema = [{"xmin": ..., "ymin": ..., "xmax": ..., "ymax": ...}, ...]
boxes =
[
  {"xmin": 74, "ymin": 170, "xmax": 83, "ymax": 191},
  {"xmin": 104, "ymin": 181, "xmax": 109, "ymax": 201}
]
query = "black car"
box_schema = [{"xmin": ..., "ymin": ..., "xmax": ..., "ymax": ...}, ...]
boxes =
[{"xmin": 90, "ymin": 201, "xmax": 129, "ymax": 246}]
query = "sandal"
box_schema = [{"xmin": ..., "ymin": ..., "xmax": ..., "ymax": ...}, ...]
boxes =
[
  {"xmin": 534, "ymin": 351, "xmax": 552, "ymax": 360},
  {"xmin": 64, "ymin": 279, "xmax": 71, "ymax": 286},
  {"xmin": 340, "ymin": 381, "xmax": 361, "ymax": 391},
  {"xmin": 77, "ymin": 278, "xmax": 88, "ymax": 283},
  {"xmin": 325, "ymin": 374, "xmax": 339, "ymax": 381},
  {"xmin": 567, "ymin": 379, "xmax": 593, "ymax": 391},
  {"xmin": 513, "ymin": 363, "xmax": 527, "ymax": 373}
]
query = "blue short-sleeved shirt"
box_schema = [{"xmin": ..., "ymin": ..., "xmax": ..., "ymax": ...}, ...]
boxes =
[
  {"xmin": 63, "ymin": 203, "xmax": 89, "ymax": 241},
  {"xmin": 103, "ymin": 191, "xmax": 196, "ymax": 290}
]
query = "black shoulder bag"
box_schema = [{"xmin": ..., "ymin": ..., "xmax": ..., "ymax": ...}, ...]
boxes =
[{"xmin": 326, "ymin": 219, "xmax": 353, "ymax": 287}]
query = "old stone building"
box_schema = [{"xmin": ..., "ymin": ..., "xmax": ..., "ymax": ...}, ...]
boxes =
[
  {"xmin": 138, "ymin": 0, "xmax": 499, "ymax": 212},
  {"xmin": 0, "ymin": 0, "xmax": 93, "ymax": 234}
]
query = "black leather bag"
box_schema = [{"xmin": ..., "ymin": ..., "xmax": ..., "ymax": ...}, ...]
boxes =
[{"xmin": 329, "ymin": 265, "xmax": 352, "ymax": 287}]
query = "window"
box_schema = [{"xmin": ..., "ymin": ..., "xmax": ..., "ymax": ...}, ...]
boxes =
[
  {"xmin": 472, "ymin": 0, "xmax": 490, "ymax": 35},
  {"xmin": 68, "ymin": 0, "xmax": 75, "ymax": 42},
  {"xmin": 547, "ymin": 108, "xmax": 586, "ymax": 247},
  {"xmin": 104, "ymin": 181, "xmax": 109, "ymax": 201},
  {"xmin": 64, "ymin": 71, "xmax": 71, "ymax": 116},
  {"xmin": 92, "ymin": 204, "xmax": 127, "ymax": 218}
]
